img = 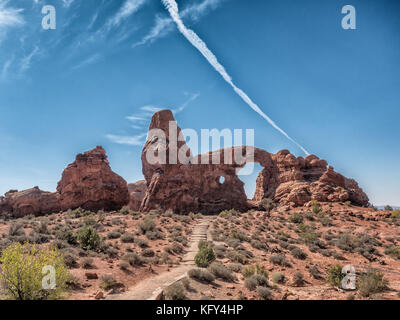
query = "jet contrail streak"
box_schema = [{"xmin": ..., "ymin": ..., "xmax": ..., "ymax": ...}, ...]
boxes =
[{"xmin": 161, "ymin": 0, "xmax": 310, "ymax": 155}]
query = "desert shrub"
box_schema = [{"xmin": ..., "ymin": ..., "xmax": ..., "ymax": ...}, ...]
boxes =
[
  {"xmin": 8, "ymin": 222, "xmax": 25, "ymax": 237},
  {"xmin": 62, "ymin": 251, "xmax": 78, "ymax": 268},
  {"xmin": 391, "ymin": 210, "xmax": 400, "ymax": 219},
  {"xmin": 271, "ymin": 272, "xmax": 285, "ymax": 284},
  {"xmin": 384, "ymin": 245, "xmax": 400, "ymax": 259},
  {"xmin": 56, "ymin": 227, "xmax": 77, "ymax": 245},
  {"xmin": 311, "ymin": 201, "xmax": 322, "ymax": 214},
  {"xmin": 194, "ymin": 244, "xmax": 215, "ymax": 268},
  {"xmin": 146, "ymin": 230, "xmax": 165, "ymax": 240},
  {"xmin": 188, "ymin": 268, "xmax": 215, "ymax": 283},
  {"xmin": 309, "ymin": 265, "xmax": 322, "ymax": 279},
  {"xmin": 139, "ymin": 216, "xmax": 156, "ymax": 234},
  {"xmin": 81, "ymin": 257, "xmax": 94, "ymax": 269},
  {"xmin": 298, "ymin": 224, "xmax": 318, "ymax": 244},
  {"xmin": 227, "ymin": 250, "xmax": 248, "ymax": 264},
  {"xmin": 107, "ymin": 231, "xmax": 121, "ymax": 239},
  {"xmin": 358, "ymin": 269, "xmax": 388, "ymax": 297},
  {"xmin": 219, "ymin": 209, "xmax": 240, "ymax": 219},
  {"xmin": 123, "ymin": 253, "xmax": 145, "ymax": 266},
  {"xmin": 327, "ymin": 264, "xmax": 345, "ymax": 287},
  {"xmin": 0, "ymin": 243, "xmax": 69, "ymax": 300},
  {"xmin": 134, "ymin": 237, "xmax": 149, "ymax": 248},
  {"xmin": 119, "ymin": 261, "xmax": 130, "ymax": 271},
  {"xmin": 245, "ymin": 274, "xmax": 268, "ymax": 291},
  {"xmin": 257, "ymin": 286, "xmax": 273, "ymax": 300},
  {"xmin": 214, "ymin": 245, "xmax": 228, "ymax": 258},
  {"xmin": 250, "ymin": 240, "xmax": 267, "ymax": 250},
  {"xmin": 260, "ymin": 198, "xmax": 276, "ymax": 212},
  {"xmin": 242, "ymin": 264, "xmax": 268, "ymax": 278},
  {"xmin": 293, "ymin": 272, "xmax": 304, "ymax": 286},
  {"xmin": 121, "ymin": 233, "xmax": 135, "ymax": 243},
  {"xmin": 269, "ymin": 254, "xmax": 291, "ymax": 267},
  {"xmin": 141, "ymin": 248, "xmax": 155, "ymax": 257},
  {"xmin": 290, "ymin": 246, "xmax": 307, "ymax": 260},
  {"xmin": 171, "ymin": 242, "xmax": 184, "ymax": 254},
  {"xmin": 228, "ymin": 263, "xmax": 243, "ymax": 273},
  {"xmin": 76, "ymin": 226, "xmax": 102, "ymax": 251},
  {"xmin": 100, "ymin": 274, "xmax": 118, "ymax": 291},
  {"xmin": 244, "ymin": 277, "xmax": 258, "ymax": 291},
  {"xmin": 198, "ymin": 240, "xmax": 208, "ymax": 251},
  {"xmin": 384, "ymin": 205, "xmax": 393, "ymax": 211},
  {"xmin": 34, "ymin": 220, "xmax": 49, "ymax": 234},
  {"xmin": 165, "ymin": 282, "xmax": 186, "ymax": 300},
  {"xmin": 181, "ymin": 277, "xmax": 191, "ymax": 290},
  {"xmin": 290, "ymin": 213, "xmax": 303, "ymax": 224},
  {"xmin": 208, "ymin": 262, "xmax": 235, "ymax": 282},
  {"xmin": 231, "ymin": 230, "xmax": 249, "ymax": 242}
]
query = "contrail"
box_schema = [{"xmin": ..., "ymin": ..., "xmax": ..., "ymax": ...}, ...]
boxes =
[{"xmin": 161, "ymin": 0, "xmax": 310, "ymax": 155}]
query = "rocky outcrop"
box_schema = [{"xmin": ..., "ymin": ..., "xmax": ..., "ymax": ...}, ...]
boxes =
[
  {"xmin": 57, "ymin": 146, "xmax": 129, "ymax": 212},
  {"xmin": 0, "ymin": 187, "xmax": 60, "ymax": 218},
  {"xmin": 140, "ymin": 110, "xmax": 369, "ymax": 213},
  {"xmin": 254, "ymin": 150, "xmax": 369, "ymax": 207},
  {"xmin": 128, "ymin": 180, "xmax": 147, "ymax": 211},
  {"xmin": 1, "ymin": 146, "xmax": 129, "ymax": 218}
]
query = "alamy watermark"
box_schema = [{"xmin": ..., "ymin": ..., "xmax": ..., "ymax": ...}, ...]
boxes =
[{"xmin": 145, "ymin": 121, "xmax": 256, "ymax": 175}]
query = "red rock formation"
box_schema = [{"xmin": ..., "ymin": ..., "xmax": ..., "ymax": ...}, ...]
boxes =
[
  {"xmin": 140, "ymin": 110, "xmax": 369, "ymax": 213},
  {"xmin": 254, "ymin": 150, "xmax": 369, "ymax": 207},
  {"xmin": 0, "ymin": 187, "xmax": 60, "ymax": 218},
  {"xmin": 128, "ymin": 180, "xmax": 147, "ymax": 211},
  {"xmin": 57, "ymin": 146, "xmax": 129, "ymax": 212}
]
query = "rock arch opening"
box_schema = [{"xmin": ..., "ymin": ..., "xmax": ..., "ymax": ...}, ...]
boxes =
[{"xmin": 238, "ymin": 162, "xmax": 264, "ymax": 200}]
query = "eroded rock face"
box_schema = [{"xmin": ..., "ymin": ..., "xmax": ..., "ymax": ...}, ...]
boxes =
[
  {"xmin": 57, "ymin": 146, "xmax": 129, "ymax": 212},
  {"xmin": 140, "ymin": 110, "xmax": 369, "ymax": 213},
  {"xmin": 0, "ymin": 187, "xmax": 60, "ymax": 218},
  {"xmin": 128, "ymin": 180, "xmax": 147, "ymax": 211},
  {"xmin": 254, "ymin": 150, "xmax": 369, "ymax": 207}
]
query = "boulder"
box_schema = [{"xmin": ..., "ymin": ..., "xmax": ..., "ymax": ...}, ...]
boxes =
[{"xmin": 57, "ymin": 146, "xmax": 129, "ymax": 212}]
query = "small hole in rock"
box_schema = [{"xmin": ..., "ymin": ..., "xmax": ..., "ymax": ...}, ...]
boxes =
[{"xmin": 219, "ymin": 176, "xmax": 225, "ymax": 184}]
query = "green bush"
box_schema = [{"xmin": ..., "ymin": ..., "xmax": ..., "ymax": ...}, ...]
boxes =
[
  {"xmin": 327, "ymin": 264, "xmax": 345, "ymax": 287},
  {"xmin": 271, "ymin": 272, "xmax": 285, "ymax": 284},
  {"xmin": 165, "ymin": 282, "xmax": 186, "ymax": 300},
  {"xmin": 0, "ymin": 242, "xmax": 70, "ymax": 300},
  {"xmin": 120, "ymin": 233, "xmax": 135, "ymax": 243},
  {"xmin": 188, "ymin": 268, "xmax": 215, "ymax": 283},
  {"xmin": 384, "ymin": 245, "xmax": 400, "ymax": 259},
  {"xmin": 139, "ymin": 216, "xmax": 156, "ymax": 234},
  {"xmin": 208, "ymin": 262, "xmax": 235, "ymax": 282},
  {"xmin": 194, "ymin": 244, "xmax": 215, "ymax": 268},
  {"xmin": 257, "ymin": 286, "xmax": 273, "ymax": 300},
  {"xmin": 358, "ymin": 269, "xmax": 388, "ymax": 297},
  {"xmin": 289, "ymin": 212, "xmax": 303, "ymax": 224},
  {"xmin": 76, "ymin": 226, "xmax": 102, "ymax": 251}
]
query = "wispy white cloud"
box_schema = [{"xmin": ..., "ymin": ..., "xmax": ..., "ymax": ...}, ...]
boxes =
[
  {"xmin": 1, "ymin": 57, "xmax": 13, "ymax": 81},
  {"xmin": 62, "ymin": 0, "xmax": 75, "ymax": 8},
  {"xmin": 71, "ymin": 53, "xmax": 102, "ymax": 71},
  {"xmin": 133, "ymin": 0, "xmax": 226, "ymax": 47},
  {"xmin": 108, "ymin": 0, "xmax": 146, "ymax": 28},
  {"xmin": 140, "ymin": 105, "xmax": 163, "ymax": 113},
  {"xmin": 174, "ymin": 92, "xmax": 200, "ymax": 114},
  {"xmin": 162, "ymin": 0, "xmax": 310, "ymax": 155},
  {"xmin": 106, "ymin": 133, "xmax": 147, "ymax": 146},
  {"xmin": 126, "ymin": 115, "xmax": 147, "ymax": 122},
  {"xmin": 0, "ymin": 1, "xmax": 24, "ymax": 41},
  {"xmin": 19, "ymin": 46, "xmax": 39, "ymax": 72}
]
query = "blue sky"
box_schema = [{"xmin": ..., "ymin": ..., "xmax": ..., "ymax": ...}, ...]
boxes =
[{"xmin": 0, "ymin": 0, "xmax": 399, "ymax": 206}]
